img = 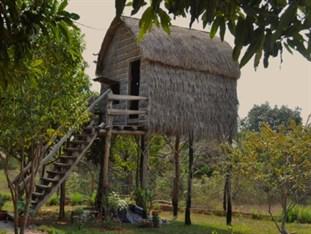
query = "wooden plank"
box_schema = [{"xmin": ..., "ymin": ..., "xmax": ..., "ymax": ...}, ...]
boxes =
[
  {"xmin": 99, "ymin": 129, "xmax": 146, "ymax": 136},
  {"xmin": 107, "ymin": 109, "xmax": 147, "ymax": 116},
  {"xmin": 108, "ymin": 94, "xmax": 148, "ymax": 101}
]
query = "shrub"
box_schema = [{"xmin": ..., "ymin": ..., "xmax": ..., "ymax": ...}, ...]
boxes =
[
  {"xmin": 0, "ymin": 193, "xmax": 11, "ymax": 210},
  {"xmin": 70, "ymin": 193, "xmax": 85, "ymax": 206},
  {"xmin": 107, "ymin": 191, "xmax": 128, "ymax": 212},
  {"xmin": 47, "ymin": 194, "xmax": 59, "ymax": 206},
  {"xmin": 287, "ymin": 206, "xmax": 311, "ymax": 224}
]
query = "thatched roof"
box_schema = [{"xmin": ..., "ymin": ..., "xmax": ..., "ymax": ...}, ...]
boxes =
[
  {"xmin": 96, "ymin": 16, "xmax": 240, "ymax": 80},
  {"xmin": 96, "ymin": 16, "xmax": 240, "ymax": 140}
]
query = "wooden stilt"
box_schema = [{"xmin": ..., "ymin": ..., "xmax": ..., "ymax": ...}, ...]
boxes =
[
  {"xmin": 172, "ymin": 135, "xmax": 180, "ymax": 218},
  {"xmin": 139, "ymin": 134, "xmax": 149, "ymax": 189},
  {"xmin": 102, "ymin": 99, "xmax": 113, "ymax": 218},
  {"xmin": 185, "ymin": 131, "xmax": 194, "ymax": 225},
  {"xmin": 58, "ymin": 181, "xmax": 66, "ymax": 221}
]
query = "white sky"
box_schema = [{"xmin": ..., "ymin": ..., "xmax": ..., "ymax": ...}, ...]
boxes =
[{"xmin": 68, "ymin": 0, "xmax": 311, "ymax": 122}]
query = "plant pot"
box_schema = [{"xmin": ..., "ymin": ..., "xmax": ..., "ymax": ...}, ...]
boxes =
[{"xmin": 0, "ymin": 210, "xmax": 8, "ymax": 221}]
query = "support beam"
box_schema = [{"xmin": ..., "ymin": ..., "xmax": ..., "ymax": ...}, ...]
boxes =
[
  {"xmin": 58, "ymin": 181, "xmax": 66, "ymax": 221},
  {"xmin": 139, "ymin": 134, "xmax": 149, "ymax": 189},
  {"xmin": 100, "ymin": 99, "xmax": 113, "ymax": 218},
  {"xmin": 185, "ymin": 131, "xmax": 194, "ymax": 225},
  {"xmin": 172, "ymin": 135, "xmax": 180, "ymax": 218}
]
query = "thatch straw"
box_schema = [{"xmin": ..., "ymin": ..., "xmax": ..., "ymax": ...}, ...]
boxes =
[{"xmin": 97, "ymin": 17, "xmax": 240, "ymax": 80}]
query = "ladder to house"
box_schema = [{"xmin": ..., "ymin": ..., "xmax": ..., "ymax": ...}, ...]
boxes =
[{"xmin": 11, "ymin": 89, "xmax": 148, "ymax": 213}]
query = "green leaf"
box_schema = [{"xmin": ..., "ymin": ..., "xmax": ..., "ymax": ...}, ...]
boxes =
[
  {"xmin": 116, "ymin": 0, "xmax": 127, "ymax": 17},
  {"xmin": 158, "ymin": 9, "xmax": 171, "ymax": 34},
  {"xmin": 131, "ymin": 0, "xmax": 146, "ymax": 15},
  {"xmin": 210, "ymin": 17, "xmax": 221, "ymax": 38},
  {"xmin": 240, "ymin": 29, "xmax": 265, "ymax": 68},
  {"xmin": 58, "ymin": 0, "xmax": 68, "ymax": 12},
  {"xmin": 219, "ymin": 17, "xmax": 226, "ymax": 41},
  {"xmin": 69, "ymin": 13, "xmax": 80, "ymax": 21},
  {"xmin": 232, "ymin": 45, "xmax": 242, "ymax": 61},
  {"xmin": 274, "ymin": 2, "xmax": 298, "ymax": 40},
  {"xmin": 254, "ymin": 50, "xmax": 262, "ymax": 70},
  {"xmin": 138, "ymin": 7, "xmax": 155, "ymax": 40}
]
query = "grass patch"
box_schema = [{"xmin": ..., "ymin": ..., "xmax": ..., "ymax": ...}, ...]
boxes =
[{"xmin": 36, "ymin": 212, "xmax": 311, "ymax": 234}]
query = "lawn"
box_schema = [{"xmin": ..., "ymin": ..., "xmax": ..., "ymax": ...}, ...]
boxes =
[{"xmin": 37, "ymin": 212, "xmax": 311, "ymax": 234}]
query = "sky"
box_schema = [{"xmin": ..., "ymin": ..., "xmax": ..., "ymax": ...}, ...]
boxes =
[{"xmin": 68, "ymin": 0, "xmax": 311, "ymax": 122}]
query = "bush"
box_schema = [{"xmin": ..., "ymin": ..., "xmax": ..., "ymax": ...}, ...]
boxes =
[
  {"xmin": 70, "ymin": 193, "xmax": 85, "ymax": 206},
  {"xmin": 0, "ymin": 193, "xmax": 10, "ymax": 210},
  {"xmin": 47, "ymin": 194, "xmax": 59, "ymax": 206},
  {"xmin": 287, "ymin": 206, "xmax": 311, "ymax": 224}
]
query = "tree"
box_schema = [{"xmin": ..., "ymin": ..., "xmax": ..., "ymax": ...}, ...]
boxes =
[
  {"xmin": 116, "ymin": 0, "xmax": 311, "ymax": 68},
  {"xmin": 229, "ymin": 123, "xmax": 311, "ymax": 234},
  {"xmin": 0, "ymin": 23, "xmax": 90, "ymax": 234},
  {"xmin": 0, "ymin": 0, "xmax": 79, "ymax": 87},
  {"xmin": 241, "ymin": 103, "xmax": 302, "ymax": 131}
]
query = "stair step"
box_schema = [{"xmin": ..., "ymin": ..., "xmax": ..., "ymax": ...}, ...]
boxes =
[
  {"xmin": 64, "ymin": 147, "xmax": 80, "ymax": 153},
  {"xmin": 32, "ymin": 191, "xmax": 45, "ymax": 197},
  {"xmin": 46, "ymin": 170, "xmax": 65, "ymax": 175},
  {"xmin": 41, "ymin": 177, "xmax": 59, "ymax": 183},
  {"xmin": 54, "ymin": 162, "xmax": 71, "ymax": 168},
  {"xmin": 84, "ymin": 127, "xmax": 94, "ymax": 133},
  {"xmin": 70, "ymin": 140, "xmax": 87, "ymax": 145},
  {"xmin": 60, "ymin": 155, "xmax": 77, "ymax": 160},
  {"xmin": 36, "ymin": 184, "xmax": 51, "ymax": 189}
]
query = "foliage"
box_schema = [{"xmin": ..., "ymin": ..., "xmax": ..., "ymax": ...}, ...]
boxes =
[
  {"xmin": 287, "ymin": 206, "xmax": 311, "ymax": 224},
  {"xmin": 229, "ymin": 123, "xmax": 311, "ymax": 234},
  {"xmin": 0, "ymin": 193, "xmax": 10, "ymax": 210},
  {"xmin": 0, "ymin": 0, "xmax": 80, "ymax": 87},
  {"xmin": 241, "ymin": 103, "xmax": 302, "ymax": 131},
  {"xmin": 70, "ymin": 193, "xmax": 86, "ymax": 206},
  {"xmin": 107, "ymin": 191, "xmax": 128, "ymax": 212},
  {"xmin": 116, "ymin": 0, "xmax": 311, "ymax": 68},
  {"xmin": 133, "ymin": 188, "xmax": 153, "ymax": 216},
  {"xmin": 47, "ymin": 194, "xmax": 59, "ymax": 206}
]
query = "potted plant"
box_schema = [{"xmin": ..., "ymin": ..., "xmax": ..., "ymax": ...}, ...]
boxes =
[
  {"xmin": 0, "ymin": 194, "xmax": 9, "ymax": 220},
  {"xmin": 152, "ymin": 211, "xmax": 160, "ymax": 228}
]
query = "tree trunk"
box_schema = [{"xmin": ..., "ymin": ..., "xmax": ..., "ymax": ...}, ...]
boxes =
[
  {"xmin": 59, "ymin": 181, "xmax": 66, "ymax": 220},
  {"xmin": 172, "ymin": 135, "xmax": 180, "ymax": 218},
  {"xmin": 185, "ymin": 132, "xmax": 193, "ymax": 225}
]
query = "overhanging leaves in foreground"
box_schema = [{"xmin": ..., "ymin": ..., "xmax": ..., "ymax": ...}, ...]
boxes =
[{"xmin": 116, "ymin": 0, "xmax": 311, "ymax": 69}]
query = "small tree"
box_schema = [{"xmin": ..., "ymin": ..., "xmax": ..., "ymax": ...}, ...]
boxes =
[
  {"xmin": 229, "ymin": 123, "xmax": 311, "ymax": 234},
  {"xmin": 0, "ymin": 22, "xmax": 90, "ymax": 234}
]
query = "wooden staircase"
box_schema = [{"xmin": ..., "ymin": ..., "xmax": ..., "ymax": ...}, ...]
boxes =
[
  {"xmin": 11, "ymin": 89, "xmax": 148, "ymax": 214},
  {"xmin": 30, "ymin": 126, "xmax": 97, "ymax": 211}
]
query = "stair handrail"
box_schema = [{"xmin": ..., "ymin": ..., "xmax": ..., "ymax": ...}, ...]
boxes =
[{"xmin": 12, "ymin": 89, "xmax": 111, "ymax": 185}]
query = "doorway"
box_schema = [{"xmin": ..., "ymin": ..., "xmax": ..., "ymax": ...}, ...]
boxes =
[{"xmin": 129, "ymin": 60, "xmax": 140, "ymax": 118}]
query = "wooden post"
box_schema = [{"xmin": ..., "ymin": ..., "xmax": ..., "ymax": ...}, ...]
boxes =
[
  {"xmin": 185, "ymin": 132, "xmax": 194, "ymax": 225},
  {"xmin": 58, "ymin": 181, "xmax": 66, "ymax": 221},
  {"xmin": 172, "ymin": 135, "xmax": 180, "ymax": 218},
  {"xmin": 135, "ymin": 137, "xmax": 140, "ymax": 189},
  {"xmin": 95, "ymin": 138, "xmax": 105, "ymax": 212},
  {"xmin": 224, "ymin": 171, "xmax": 232, "ymax": 225},
  {"xmin": 101, "ymin": 98, "xmax": 113, "ymax": 217},
  {"xmin": 139, "ymin": 134, "xmax": 149, "ymax": 189},
  {"xmin": 224, "ymin": 136, "xmax": 233, "ymax": 226}
]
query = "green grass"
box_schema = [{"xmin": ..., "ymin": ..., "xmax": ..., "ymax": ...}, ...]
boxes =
[{"xmin": 37, "ymin": 212, "xmax": 311, "ymax": 234}]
